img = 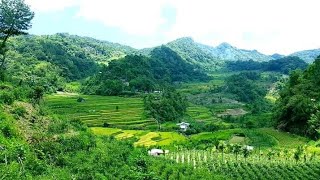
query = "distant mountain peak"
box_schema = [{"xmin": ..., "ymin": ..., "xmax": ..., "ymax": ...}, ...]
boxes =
[
  {"xmin": 217, "ymin": 42, "xmax": 233, "ymax": 49},
  {"xmin": 270, "ymin": 53, "xmax": 285, "ymax": 60},
  {"xmin": 173, "ymin": 37, "xmax": 195, "ymax": 43},
  {"xmin": 289, "ymin": 48, "xmax": 320, "ymax": 63}
]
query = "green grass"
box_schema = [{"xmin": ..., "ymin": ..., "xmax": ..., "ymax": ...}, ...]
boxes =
[
  {"xmin": 91, "ymin": 127, "xmax": 122, "ymax": 136},
  {"xmin": 187, "ymin": 105, "xmax": 215, "ymax": 122},
  {"xmin": 190, "ymin": 128, "xmax": 309, "ymax": 149},
  {"xmin": 191, "ymin": 129, "xmax": 242, "ymax": 141},
  {"xmin": 45, "ymin": 94, "xmax": 155, "ymax": 128},
  {"xmin": 259, "ymin": 128, "xmax": 309, "ymax": 148},
  {"xmin": 90, "ymin": 127, "xmax": 187, "ymax": 147},
  {"xmin": 64, "ymin": 82, "xmax": 81, "ymax": 93}
]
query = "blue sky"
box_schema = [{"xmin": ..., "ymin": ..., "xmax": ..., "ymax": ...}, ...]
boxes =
[{"xmin": 26, "ymin": 0, "xmax": 320, "ymax": 55}]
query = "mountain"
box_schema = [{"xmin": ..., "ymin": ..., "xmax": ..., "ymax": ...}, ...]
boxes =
[
  {"xmin": 270, "ymin": 53, "xmax": 285, "ymax": 60},
  {"xmin": 165, "ymin": 37, "xmax": 222, "ymax": 71},
  {"xmin": 7, "ymin": 33, "xmax": 136, "ymax": 81},
  {"xmin": 141, "ymin": 37, "xmax": 275, "ymax": 71},
  {"xmin": 82, "ymin": 46, "xmax": 209, "ymax": 95},
  {"xmin": 167, "ymin": 37, "xmax": 274, "ymax": 63},
  {"xmin": 205, "ymin": 42, "xmax": 273, "ymax": 62},
  {"xmin": 289, "ymin": 49, "xmax": 320, "ymax": 63}
]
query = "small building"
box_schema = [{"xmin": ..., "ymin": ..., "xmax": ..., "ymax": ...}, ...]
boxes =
[
  {"xmin": 177, "ymin": 122, "xmax": 190, "ymax": 132},
  {"xmin": 148, "ymin": 149, "xmax": 169, "ymax": 156},
  {"xmin": 245, "ymin": 145, "xmax": 254, "ymax": 151}
]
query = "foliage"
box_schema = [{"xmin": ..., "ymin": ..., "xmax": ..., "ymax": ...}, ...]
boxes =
[
  {"xmin": 274, "ymin": 56, "xmax": 320, "ymax": 139},
  {"xmin": 168, "ymin": 149, "xmax": 320, "ymax": 180},
  {"xmin": 223, "ymin": 72, "xmax": 268, "ymax": 103},
  {"xmin": 153, "ymin": 37, "xmax": 224, "ymax": 71},
  {"xmin": 9, "ymin": 34, "xmax": 98, "ymax": 81},
  {"xmin": 225, "ymin": 56, "xmax": 308, "ymax": 74},
  {"xmin": 82, "ymin": 46, "xmax": 209, "ymax": 96},
  {"xmin": 0, "ymin": 0, "xmax": 34, "ymax": 74},
  {"xmin": 144, "ymin": 88, "xmax": 188, "ymax": 128},
  {"xmin": 0, "ymin": 103, "xmax": 221, "ymax": 179}
]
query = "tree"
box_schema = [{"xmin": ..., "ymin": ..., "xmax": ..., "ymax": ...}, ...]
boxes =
[
  {"xmin": 0, "ymin": 0, "xmax": 34, "ymax": 79},
  {"xmin": 217, "ymin": 141, "xmax": 226, "ymax": 162},
  {"xmin": 232, "ymin": 144, "xmax": 242, "ymax": 161},
  {"xmin": 144, "ymin": 88, "xmax": 188, "ymax": 130},
  {"xmin": 274, "ymin": 56, "xmax": 320, "ymax": 138},
  {"xmin": 293, "ymin": 146, "xmax": 304, "ymax": 163}
]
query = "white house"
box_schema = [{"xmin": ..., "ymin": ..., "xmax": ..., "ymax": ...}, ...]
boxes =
[
  {"xmin": 245, "ymin": 145, "xmax": 254, "ymax": 151},
  {"xmin": 176, "ymin": 122, "xmax": 190, "ymax": 131},
  {"xmin": 148, "ymin": 149, "xmax": 169, "ymax": 156}
]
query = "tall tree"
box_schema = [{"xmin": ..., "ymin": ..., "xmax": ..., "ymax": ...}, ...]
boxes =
[{"xmin": 0, "ymin": 0, "xmax": 34, "ymax": 76}]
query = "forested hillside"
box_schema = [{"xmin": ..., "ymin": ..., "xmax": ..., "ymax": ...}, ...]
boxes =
[
  {"xmin": 82, "ymin": 46, "xmax": 209, "ymax": 95},
  {"xmin": 275, "ymin": 56, "xmax": 320, "ymax": 139},
  {"xmin": 290, "ymin": 49, "xmax": 320, "ymax": 63},
  {"xmin": 7, "ymin": 33, "xmax": 136, "ymax": 80},
  {"xmin": 226, "ymin": 56, "xmax": 308, "ymax": 74}
]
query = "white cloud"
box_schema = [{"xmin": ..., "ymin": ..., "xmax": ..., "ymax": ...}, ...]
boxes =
[
  {"xmin": 25, "ymin": 0, "xmax": 320, "ymax": 54},
  {"xmin": 166, "ymin": 0, "xmax": 320, "ymax": 54},
  {"xmin": 76, "ymin": 0, "xmax": 169, "ymax": 35},
  {"xmin": 25, "ymin": 0, "xmax": 80, "ymax": 12}
]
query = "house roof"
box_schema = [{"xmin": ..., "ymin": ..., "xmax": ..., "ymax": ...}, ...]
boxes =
[{"xmin": 176, "ymin": 122, "xmax": 190, "ymax": 126}]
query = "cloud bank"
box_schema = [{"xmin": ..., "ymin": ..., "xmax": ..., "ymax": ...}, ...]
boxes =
[{"xmin": 25, "ymin": 0, "xmax": 320, "ymax": 54}]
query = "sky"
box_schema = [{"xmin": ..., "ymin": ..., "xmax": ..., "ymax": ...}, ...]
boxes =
[{"xmin": 25, "ymin": 0, "xmax": 320, "ymax": 55}]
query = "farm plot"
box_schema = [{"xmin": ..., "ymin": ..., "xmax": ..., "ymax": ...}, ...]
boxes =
[
  {"xmin": 45, "ymin": 94, "xmax": 156, "ymax": 128},
  {"xmin": 166, "ymin": 149, "xmax": 320, "ymax": 180},
  {"xmin": 91, "ymin": 127, "xmax": 187, "ymax": 147}
]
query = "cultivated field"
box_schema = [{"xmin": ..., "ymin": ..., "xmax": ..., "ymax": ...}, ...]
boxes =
[
  {"xmin": 45, "ymin": 94, "xmax": 156, "ymax": 128},
  {"xmin": 91, "ymin": 127, "xmax": 186, "ymax": 147}
]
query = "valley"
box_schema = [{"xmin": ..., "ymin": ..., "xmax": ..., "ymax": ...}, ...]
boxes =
[{"xmin": 1, "ymin": 1, "xmax": 320, "ymax": 178}]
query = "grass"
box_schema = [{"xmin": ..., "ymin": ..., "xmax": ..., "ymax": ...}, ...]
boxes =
[
  {"xmin": 228, "ymin": 135, "xmax": 246, "ymax": 144},
  {"xmin": 259, "ymin": 128, "xmax": 308, "ymax": 148},
  {"xmin": 64, "ymin": 82, "xmax": 81, "ymax": 93},
  {"xmin": 190, "ymin": 128, "xmax": 309, "ymax": 149},
  {"xmin": 187, "ymin": 105, "xmax": 214, "ymax": 122},
  {"xmin": 90, "ymin": 127, "xmax": 187, "ymax": 147},
  {"xmin": 45, "ymin": 94, "xmax": 155, "ymax": 128},
  {"xmin": 91, "ymin": 127, "xmax": 122, "ymax": 136},
  {"xmin": 191, "ymin": 129, "xmax": 242, "ymax": 141}
]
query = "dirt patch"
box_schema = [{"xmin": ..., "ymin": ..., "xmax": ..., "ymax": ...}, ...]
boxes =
[
  {"xmin": 217, "ymin": 108, "xmax": 248, "ymax": 117},
  {"xmin": 229, "ymin": 135, "xmax": 246, "ymax": 144}
]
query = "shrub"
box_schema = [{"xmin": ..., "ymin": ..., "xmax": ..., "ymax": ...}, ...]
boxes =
[
  {"xmin": 0, "ymin": 91, "xmax": 15, "ymax": 105},
  {"xmin": 11, "ymin": 106, "xmax": 27, "ymax": 117},
  {"xmin": 77, "ymin": 97, "xmax": 85, "ymax": 103}
]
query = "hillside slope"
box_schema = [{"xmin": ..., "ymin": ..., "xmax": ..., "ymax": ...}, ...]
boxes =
[{"xmin": 289, "ymin": 49, "xmax": 320, "ymax": 63}]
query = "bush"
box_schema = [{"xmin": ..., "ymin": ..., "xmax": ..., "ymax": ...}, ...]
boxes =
[
  {"xmin": 11, "ymin": 106, "xmax": 27, "ymax": 117},
  {"xmin": 77, "ymin": 97, "xmax": 85, "ymax": 103},
  {"xmin": 13, "ymin": 86, "xmax": 32, "ymax": 101},
  {"xmin": 0, "ymin": 91, "xmax": 15, "ymax": 105}
]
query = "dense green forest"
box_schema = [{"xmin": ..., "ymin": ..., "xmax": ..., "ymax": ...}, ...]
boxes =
[
  {"xmin": 82, "ymin": 46, "xmax": 209, "ymax": 95},
  {"xmin": 225, "ymin": 56, "xmax": 308, "ymax": 74},
  {"xmin": 275, "ymin": 56, "xmax": 320, "ymax": 139}
]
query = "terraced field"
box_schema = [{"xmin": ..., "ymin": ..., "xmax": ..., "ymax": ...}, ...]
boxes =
[
  {"xmin": 91, "ymin": 127, "xmax": 186, "ymax": 147},
  {"xmin": 45, "ymin": 94, "xmax": 156, "ymax": 128},
  {"xmin": 187, "ymin": 105, "xmax": 214, "ymax": 122}
]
